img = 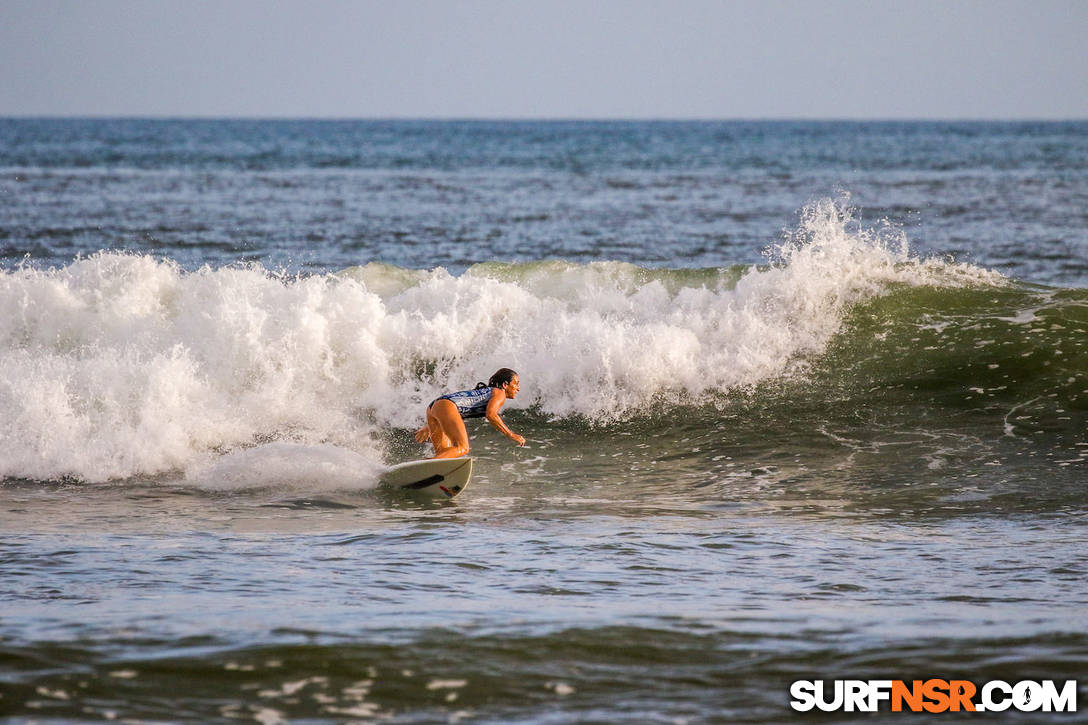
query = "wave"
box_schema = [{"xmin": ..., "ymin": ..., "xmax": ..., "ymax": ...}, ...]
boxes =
[
  {"xmin": 1, "ymin": 198, "xmax": 1071, "ymax": 483},
  {"xmin": 5, "ymin": 627, "xmax": 1085, "ymax": 723},
  {"xmin": 814, "ymin": 278, "xmax": 1087, "ymax": 447}
]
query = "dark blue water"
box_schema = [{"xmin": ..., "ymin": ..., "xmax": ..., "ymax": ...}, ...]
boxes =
[
  {"xmin": 1, "ymin": 120, "xmax": 1086, "ymax": 723},
  {"xmin": 3, "ymin": 119, "xmax": 1086, "ymax": 284}
]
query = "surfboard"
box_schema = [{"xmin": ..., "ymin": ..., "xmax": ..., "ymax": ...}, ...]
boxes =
[{"xmin": 378, "ymin": 457, "xmax": 472, "ymax": 499}]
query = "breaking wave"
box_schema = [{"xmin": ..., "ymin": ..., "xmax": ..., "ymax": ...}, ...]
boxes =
[{"xmin": 0, "ymin": 199, "xmax": 1027, "ymax": 482}]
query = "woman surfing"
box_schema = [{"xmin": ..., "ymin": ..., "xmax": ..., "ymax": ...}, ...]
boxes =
[{"xmin": 415, "ymin": 368, "xmax": 525, "ymax": 458}]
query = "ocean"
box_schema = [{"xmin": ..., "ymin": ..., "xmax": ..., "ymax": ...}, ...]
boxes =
[{"xmin": 1, "ymin": 119, "xmax": 1086, "ymax": 722}]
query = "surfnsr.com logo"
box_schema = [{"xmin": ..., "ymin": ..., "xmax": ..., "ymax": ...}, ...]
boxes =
[{"xmin": 790, "ymin": 679, "xmax": 1078, "ymax": 713}]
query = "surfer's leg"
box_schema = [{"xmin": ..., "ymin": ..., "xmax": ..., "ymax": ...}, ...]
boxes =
[
  {"xmin": 423, "ymin": 401, "xmax": 450, "ymax": 450},
  {"xmin": 426, "ymin": 399, "xmax": 470, "ymax": 459}
]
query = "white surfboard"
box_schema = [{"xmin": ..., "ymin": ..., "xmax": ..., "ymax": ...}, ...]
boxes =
[{"xmin": 378, "ymin": 457, "xmax": 472, "ymax": 499}]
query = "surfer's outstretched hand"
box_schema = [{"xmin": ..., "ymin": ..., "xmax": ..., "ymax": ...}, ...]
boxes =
[{"xmin": 414, "ymin": 426, "xmax": 430, "ymax": 444}]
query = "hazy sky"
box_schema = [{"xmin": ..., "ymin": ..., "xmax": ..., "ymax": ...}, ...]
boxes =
[{"xmin": 3, "ymin": 0, "xmax": 1086, "ymax": 119}]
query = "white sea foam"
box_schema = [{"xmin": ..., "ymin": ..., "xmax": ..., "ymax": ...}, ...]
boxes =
[
  {"xmin": 184, "ymin": 442, "xmax": 383, "ymax": 492},
  {"xmin": 0, "ymin": 198, "xmax": 1000, "ymax": 482}
]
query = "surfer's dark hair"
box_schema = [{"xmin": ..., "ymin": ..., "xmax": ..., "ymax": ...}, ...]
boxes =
[{"xmin": 476, "ymin": 368, "xmax": 518, "ymax": 390}]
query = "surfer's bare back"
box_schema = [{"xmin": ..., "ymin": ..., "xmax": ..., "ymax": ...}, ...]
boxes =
[{"xmin": 415, "ymin": 368, "xmax": 525, "ymax": 458}]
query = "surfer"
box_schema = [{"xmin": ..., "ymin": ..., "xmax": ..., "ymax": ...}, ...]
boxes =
[{"xmin": 415, "ymin": 368, "xmax": 525, "ymax": 458}]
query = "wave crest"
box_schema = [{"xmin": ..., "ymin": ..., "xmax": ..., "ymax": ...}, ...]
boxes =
[{"xmin": 0, "ymin": 199, "xmax": 1001, "ymax": 482}]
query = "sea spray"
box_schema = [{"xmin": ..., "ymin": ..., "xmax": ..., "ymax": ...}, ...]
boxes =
[
  {"xmin": 0, "ymin": 200, "xmax": 1001, "ymax": 483},
  {"xmin": 1, "ymin": 256, "xmax": 390, "ymax": 482}
]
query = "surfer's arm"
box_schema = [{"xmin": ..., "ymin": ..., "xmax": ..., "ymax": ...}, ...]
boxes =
[{"xmin": 485, "ymin": 389, "xmax": 525, "ymax": 445}]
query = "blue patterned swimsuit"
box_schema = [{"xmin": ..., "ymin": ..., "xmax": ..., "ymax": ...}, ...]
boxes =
[{"xmin": 431, "ymin": 387, "xmax": 494, "ymax": 419}]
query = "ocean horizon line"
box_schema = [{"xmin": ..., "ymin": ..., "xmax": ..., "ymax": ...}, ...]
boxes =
[{"xmin": 3, "ymin": 114, "xmax": 1086, "ymax": 124}]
